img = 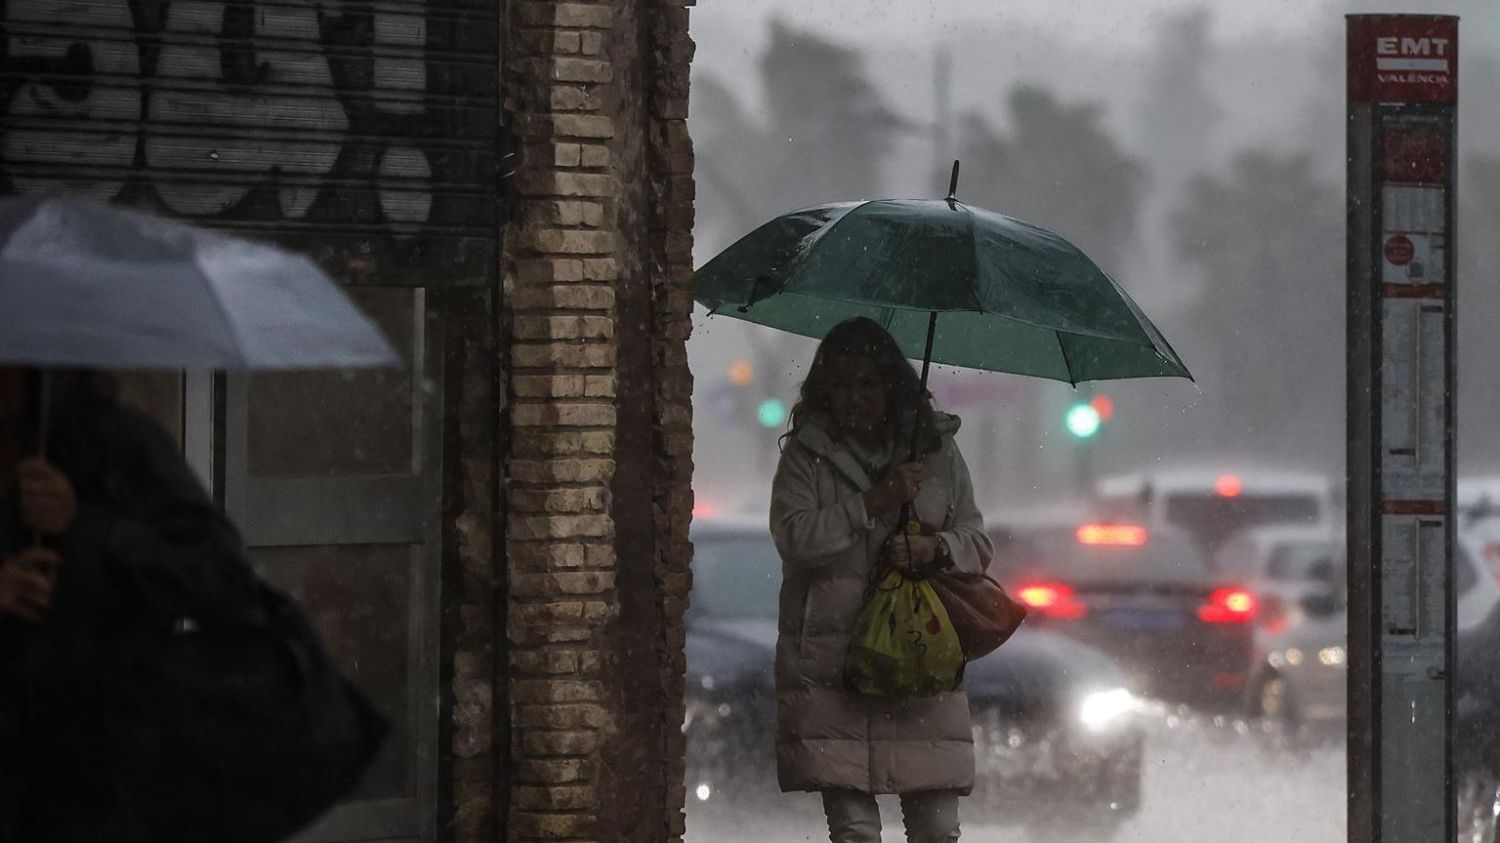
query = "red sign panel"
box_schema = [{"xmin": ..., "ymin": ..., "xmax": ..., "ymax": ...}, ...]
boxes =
[
  {"xmin": 1348, "ymin": 15, "xmax": 1458, "ymax": 104},
  {"xmin": 1385, "ymin": 235, "xmax": 1415, "ymax": 266}
]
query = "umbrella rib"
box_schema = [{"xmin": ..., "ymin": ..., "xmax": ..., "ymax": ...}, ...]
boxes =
[
  {"xmin": 1055, "ymin": 330, "xmax": 1078, "ymax": 387},
  {"xmin": 192, "ymin": 249, "xmax": 251, "ymax": 367}
]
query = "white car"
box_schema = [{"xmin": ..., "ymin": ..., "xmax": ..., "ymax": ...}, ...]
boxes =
[
  {"xmin": 1211, "ymin": 525, "xmax": 1341, "ymax": 583},
  {"xmin": 1245, "ymin": 515, "xmax": 1500, "ymax": 744},
  {"xmin": 1212, "ymin": 525, "xmax": 1342, "ymax": 633},
  {"xmin": 1093, "ymin": 468, "xmax": 1339, "ymax": 558}
]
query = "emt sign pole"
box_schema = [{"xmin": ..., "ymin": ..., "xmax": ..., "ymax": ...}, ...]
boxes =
[{"xmin": 1346, "ymin": 14, "xmax": 1459, "ymax": 843}]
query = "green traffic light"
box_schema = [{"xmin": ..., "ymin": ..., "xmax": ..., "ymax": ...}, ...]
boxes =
[
  {"xmin": 1065, "ymin": 403, "xmax": 1102, "ymax": 439},
  {"xmin": 757, "ymin": 398, "xmax": 788, "ymax": 429}
]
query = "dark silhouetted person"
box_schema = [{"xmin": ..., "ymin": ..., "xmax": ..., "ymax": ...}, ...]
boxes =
[{"xmin": 0, "ymin": 368, "xmax": 261, "ymax": 843}]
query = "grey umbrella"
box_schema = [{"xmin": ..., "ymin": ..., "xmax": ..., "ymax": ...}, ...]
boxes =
[
  {"xmin": 0, "ymin": 195, "xmax": 399, "ymax": 456},
  {"xmin": 0, "ymin": 195, "xmax": 398, "ymax": 370}
]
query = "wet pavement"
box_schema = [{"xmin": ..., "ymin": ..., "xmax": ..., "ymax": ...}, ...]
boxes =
[{"xmin": 685, "ymin": 714, "xmax": 1345, "ymax": 842}]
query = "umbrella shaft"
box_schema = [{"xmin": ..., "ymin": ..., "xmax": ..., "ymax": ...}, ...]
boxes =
[
  {"xmin": 35, "ymin": 369, "xmax": 50, "ymax": 458},
  {"xmin": 910, "ymin": 311, "xmax": 938, "ymax": 463},
  {"xmin": 31, "ymin": 370, "xmax": 50, "ymax": 548}
]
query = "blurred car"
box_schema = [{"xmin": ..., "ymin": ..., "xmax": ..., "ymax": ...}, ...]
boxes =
[
  {"xmin": 1457, "ymin": 584, "xmax": 1500, "ymax": 843},
  {"xmin": 682, "ymin": 517, "xmax": 782, "ymax": 804},
  {"xmin": 1243, "ymin": 513, "xmax": 1500, "ymax": 748},
  {"xmin": 684, "ymin": 516, "xmax": 1147, "ymax": 835},
  {"xmin": 1243, "ymin": 561, "xmax": 1347, "ymax": 743},
  {"xmin": 1212, "ymin": 525, "xmax": 1342, "ymax": 629},
  {"xmin": 1093, "ymin": 468, "xmax": 1338, "ymax": 558},
  {"xmin": 991, "ymin": 519, "xmax": 1256, "ymax": 710}
]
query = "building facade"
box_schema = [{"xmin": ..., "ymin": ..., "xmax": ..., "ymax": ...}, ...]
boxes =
[{"xmin": 0, "ymin": 0, "xmax": 696, "ymax": 839}]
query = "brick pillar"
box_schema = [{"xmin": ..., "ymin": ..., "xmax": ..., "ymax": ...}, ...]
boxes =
[{"xmin": 502, "ymin": 1, "xmax": 694, "ymax": 841}]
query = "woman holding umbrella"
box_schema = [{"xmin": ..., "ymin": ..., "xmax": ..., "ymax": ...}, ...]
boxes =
[
  {"xmin": 770, "ymin": 317, "xmax": 993, "ymax": 843},
  {"xmin": 700, "ymin": 163, "xmax": 1190, "ymax": 843}
]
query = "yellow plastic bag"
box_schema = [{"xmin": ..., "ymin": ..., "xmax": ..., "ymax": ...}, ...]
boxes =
[{"xmin": 844, "ymin": 570, "xmax": 965, "ymax": 697}]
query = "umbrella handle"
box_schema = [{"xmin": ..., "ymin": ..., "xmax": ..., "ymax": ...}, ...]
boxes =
[
  {"xmin": 30, "ymin": 369, "xmax": 51, "ymax": 548},
  {"xmin": 35, "ymin": 369, "xmax": 50, "ymax": 459}
]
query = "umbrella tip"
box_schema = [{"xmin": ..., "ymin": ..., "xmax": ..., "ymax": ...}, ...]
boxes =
[{"xmin": 947, "ymin": 160, "xmax": 960, "ymax": 201}]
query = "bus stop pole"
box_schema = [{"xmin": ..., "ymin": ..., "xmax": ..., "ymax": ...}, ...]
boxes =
[{"xmin": 1346, "ymin": 15, "xmax": 1459, "ymax": 843}]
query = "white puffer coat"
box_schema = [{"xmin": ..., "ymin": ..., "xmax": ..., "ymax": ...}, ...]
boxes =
[{"xmin": 769, "ymin": 412, "xmax": 992, "ymax": 794}]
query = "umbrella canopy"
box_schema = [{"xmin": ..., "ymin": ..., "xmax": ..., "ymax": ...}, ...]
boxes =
[
  {"xmin": 694, "ymin": 194, "xmax": 1189, "ymax": 385},
  {"xmin": 0, "ymin": 195, "xmax": 398, "ymax": 370}
]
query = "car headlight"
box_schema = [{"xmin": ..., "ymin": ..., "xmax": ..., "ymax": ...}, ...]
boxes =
[{"xmin": 1079, "ymin": 688, "xmax": 1138, "ymax": 733}]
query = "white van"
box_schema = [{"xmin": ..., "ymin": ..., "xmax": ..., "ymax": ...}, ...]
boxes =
[{"xmin": 1093, "ymin": 468, "xmax": 1339, "ymax": 558}]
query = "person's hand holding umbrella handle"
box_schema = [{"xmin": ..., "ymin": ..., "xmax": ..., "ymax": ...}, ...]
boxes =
[
  {"xmin": 882, "ymin": 533, "xmax": 947, "ymax": 577},
  {"xmin": 0, "ymin": 546, "xmax": 62, "ymax": 622},
  {"xmin": 18, "ymin": 457, "xmax": 77, "ymax": 538},
  {"xmin": 3, "ymin": 457, "xmax": 71, "ymax": 621},
  {"xmin": 864, "ymin": 462, "xmax": 922, "ymax": 517}
]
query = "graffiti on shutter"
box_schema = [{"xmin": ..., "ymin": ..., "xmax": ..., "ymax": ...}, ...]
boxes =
[{"xmin": 0, "ymin": 0, "xmax": 499, "ymax": 286}]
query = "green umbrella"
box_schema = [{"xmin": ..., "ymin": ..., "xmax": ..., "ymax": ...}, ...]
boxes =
[{"xmin": 694, "ymin": 162, "xmax": 1191, "ymax": 395}]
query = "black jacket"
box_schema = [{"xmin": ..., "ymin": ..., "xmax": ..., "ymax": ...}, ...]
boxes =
[{"xmin": 0, "ymin": 398, "xmax": 261, "ymax": 842}]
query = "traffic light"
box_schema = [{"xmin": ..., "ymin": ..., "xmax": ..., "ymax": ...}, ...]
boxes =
[
  {"xmin": 1065, "ymin": 402, "xmax": 1102, "ymax": 439},
  {"xmin": 726, "ymin": 358, "xmax": 788, "ymax": 430},
  {"xmin": 728, "ymin": 359, "xmax": 754, "ymax": 387},
  {"xmin": 1089, "ymin": 395, "xmax": 1115, "ymax": 422},
  {"xmin": 756, "ymin": 398, "xmax": 788, "ymax": 429}
]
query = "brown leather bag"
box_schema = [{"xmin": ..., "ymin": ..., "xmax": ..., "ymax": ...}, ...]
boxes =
[{"xmin": 928, "ymin": 571, "xmax": 1028, "ymax": 661}]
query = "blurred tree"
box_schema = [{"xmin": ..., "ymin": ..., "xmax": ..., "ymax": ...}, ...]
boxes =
[
  {"xmin": 689, "ymin": 74, "xmax": 772, "ymax": 243},
  {"xmin": 959, "ymin": 86, "xmax": 1145, "ymax": 273},
  {"xmin": 1130, "ymin": 9, "xmax": 1222, "ymax": 309},
  {"xmin": 758, "ymin": 18, "xmax": 910, "ymax": 209},
  {"xmin": 690, "ymin": 18, "xmax": 908, "ymax": 245},
  {"xmin": 1172, "ymin": 151, "xmax": 1342, "ymax": 464}
]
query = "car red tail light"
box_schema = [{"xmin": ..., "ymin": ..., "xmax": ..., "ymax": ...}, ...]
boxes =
[
  {"xmin": 1017, "ymin": 582, "xmax": 1088, "ymax": 620},
  {"xmin": 1198, "ymin": 587, "xmax": 1258, "ymax": 624}
]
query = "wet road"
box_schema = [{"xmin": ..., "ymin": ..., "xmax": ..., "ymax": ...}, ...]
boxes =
[{"xmin": 685, "ymin": 717, "xmax": 1345, "ymax": 843}]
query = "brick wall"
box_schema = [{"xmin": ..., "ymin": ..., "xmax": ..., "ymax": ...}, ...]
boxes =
[{"xmin": 502, "ymin": 0, "xmax": 694, "ymax": 840}]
